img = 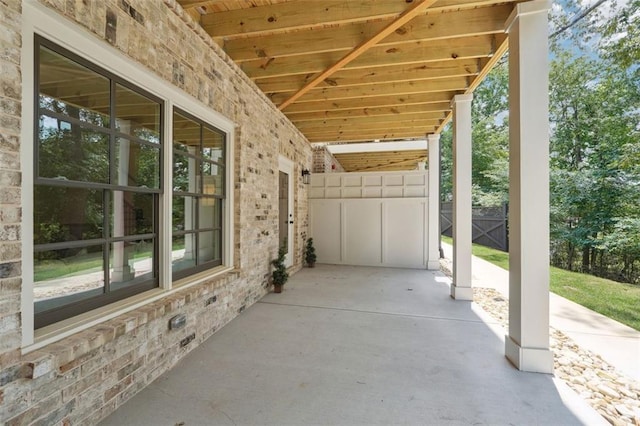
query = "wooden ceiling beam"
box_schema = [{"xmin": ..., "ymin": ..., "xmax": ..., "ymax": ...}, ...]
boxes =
[
  {"xmin": 271, "ymin": 77, "xmax": 468, "ymax": 105},
  {"xmin": 277, "ymin": 0, "xmax": 438, "ymax": 111},
  {"xmin": 303, "ymin": 129, "xmax": 439, "ymax": 141},
  {"xmin": 298, "ymin": 120, "xmax": 443, "ymax": 135},
  {"xmin": 292, "ymin": 111, "xmax": 447, "ymax": 128},
  {"xmin": 283, "ymin": 91, "xmax": 459, "ymax": 114},
  {"xmin": 336, "ymin": 158, "xmax": 427, "ymax": 167},
  {"xmin": 242, "ymin": 34, "xmax": 497, "ymax": 80},
  {"xmin": 256, "ymin": 59, "xmax": 479, "ymax": 93},
  {"xmin": 335, "ymin": 149, "xmax": 427, "ymax": 159},
  {"xmin": 337, "ymin": 153, "xmax": 428, "ymax": 172},
  {"xmin": 226, "ymin": 5, "xmax": 512, "ymax": 62},
  {"xmin": 349, "ymin": 156, "xmax": 427, "ymax": 172},
  {"xmin": 286, "ymin": 102, "xmax": 451, "ymax": 121},
  {"xmin": 307, "ymin": 132, "xmax": 433, "ymax": 143},
  {"xmin": 436, "ymin": 32, "xmax": 510, "ymax": 133},
  {"xmin": 303, "ymin": 125, "xmax": 438, "ymax": 139}
]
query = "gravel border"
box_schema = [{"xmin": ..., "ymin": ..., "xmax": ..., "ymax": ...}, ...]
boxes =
[{"xmin": 440, "ymin": 258, "xmax": 640, "ymax": 426}]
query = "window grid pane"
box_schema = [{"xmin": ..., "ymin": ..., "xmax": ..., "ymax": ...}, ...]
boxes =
[
  {"xmin": 34, "ymin": 38, "xmax": 162, "ymax": 328},
  {"xmin": 172, "ymin": 108, "xmax": 225, "ymax": 277}
]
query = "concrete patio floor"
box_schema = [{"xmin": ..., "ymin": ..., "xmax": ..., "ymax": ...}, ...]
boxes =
[{"xmin": 101, "ymin": 265, "xmax": 605, "ymax": 425}]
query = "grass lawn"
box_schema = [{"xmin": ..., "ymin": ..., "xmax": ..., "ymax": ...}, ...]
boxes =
[
  {"xmin": 441, "ymin": 236, "xmax": 640, "ymax": 331},
  {"xmin": 35, "ymin": 243, "xmax": 154, "ymax": 282}
]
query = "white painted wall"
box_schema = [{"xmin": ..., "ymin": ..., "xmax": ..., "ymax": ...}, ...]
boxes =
[{"xmin": 309, "ymin": 171, "xmax": 432, "ymax": 269}]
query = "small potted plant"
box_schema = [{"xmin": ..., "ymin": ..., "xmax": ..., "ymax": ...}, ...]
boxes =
[
  {"xmin": 305, "ymin": 238, "xmax": 317, "ymax": 267},
  {"xmin": 271, "ymin": 239, "xmax": 289, "ymax": 293}
]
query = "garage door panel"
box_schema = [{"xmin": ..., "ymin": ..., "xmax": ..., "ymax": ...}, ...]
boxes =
[
  {"xmin": 310, "ymin": 200, "xmax": 342, "ymax": 264},
  {"xmin": 344, "ymin": 200, "xmax": 382, "ymax": 266},
  {"xmin": 385, "ymin": 201, "xmax": 425, "ymax": 267}
]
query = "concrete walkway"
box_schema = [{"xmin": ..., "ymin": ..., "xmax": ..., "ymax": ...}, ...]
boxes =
[
  {"xmin": 102, "ymin": 265, "xmax": 605, "ymax": 425},
  {"xmin": 441, "ymin": 243, "xmax": 640, "ymax": 382}
]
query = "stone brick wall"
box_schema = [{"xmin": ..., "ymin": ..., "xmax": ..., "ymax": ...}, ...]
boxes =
[
  {"xmin": 0, "ymin": 0, "xmax": 312, "ymax": 423},
  {"xmin": 0, "ymin": 0, "xmax": 23, "ymax": 376},
  {"xmin": 312, "ymin": 146, "xmax": 345, "ymax": 173}
]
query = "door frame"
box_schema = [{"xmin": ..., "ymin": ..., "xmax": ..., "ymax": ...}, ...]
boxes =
[{"xmin": 278, "ymin": 155, "xmax": 295, "ymax": 267}]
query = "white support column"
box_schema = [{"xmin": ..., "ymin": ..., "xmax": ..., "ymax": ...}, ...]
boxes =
[
  {"xmin": 427, "ymin": 133, "xmax": 441, "ymax": 270},
  {"xmin": 112, "ymin": 121, "xmax": 134, "ymax": 282},
  {"xmin": 504, "ymin": 0, "xmax": 554, "ymax": 374},
  {"xmin": 184, "ymin": 146, "xmax": 197, "ymax": 260},
  {"xmin": 450, "ymin": 94, "xmax": 473, "ymax": 300}
]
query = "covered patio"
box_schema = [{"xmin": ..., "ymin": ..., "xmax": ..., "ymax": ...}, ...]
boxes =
[
  {"xmin": 0, "ymin": 0, "xmax": 569, "ymax": 423},
  {"xmin": 101, "ymin": 265, "xmax": 603, "ymax": 425}
]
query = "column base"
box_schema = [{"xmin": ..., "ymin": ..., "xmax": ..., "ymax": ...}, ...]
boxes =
[
  {"xmin": 427, "ymin": 259, "xmax": 440, "ymax": 270},
  {"xmin": 450, "ymin": 284, "xmax": 473, "ymax": 300},
  {"xmin": 505, "ymin": 336, "xmax": 554, "ymax": 374}
]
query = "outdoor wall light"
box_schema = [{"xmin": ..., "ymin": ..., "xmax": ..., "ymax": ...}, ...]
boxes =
[{"xmin": 302, "ymin": 169, "xmax": 311, "ymax": 185}]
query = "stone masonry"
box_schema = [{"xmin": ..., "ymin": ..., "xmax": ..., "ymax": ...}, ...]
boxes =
[{"xmin": 0, "ymin": 0, "xmax": 312, "ymax": 424}]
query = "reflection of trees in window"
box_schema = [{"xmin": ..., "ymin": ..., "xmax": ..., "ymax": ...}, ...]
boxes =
[
  {"xmin": 34, "ymin": 37, "xmax": 162, "ymax": 328},
  {"xmin": 172, "ymin": 109, "xmax": 225, "ymax": 279}
]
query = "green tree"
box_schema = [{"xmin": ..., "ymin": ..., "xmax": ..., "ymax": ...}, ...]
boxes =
[
  {"xmin": 598, "ymin": 0, "xmax": 640, "ymax": 70},
  {"xmin": 440, "ymin": 65, "xmax": 509, "ymax": 206},
  {"xmin": 549, "ymin": 40, "xmax": 640, "ymax": 280}
]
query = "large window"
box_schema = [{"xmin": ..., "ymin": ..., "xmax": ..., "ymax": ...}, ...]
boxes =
[
  {"xmin": 34, "ymin": 37, "xmax": 162, "ymax": 328},
  {"xmin": 172, "ymin": 109, "xmax": 225, "ymax": 278}
]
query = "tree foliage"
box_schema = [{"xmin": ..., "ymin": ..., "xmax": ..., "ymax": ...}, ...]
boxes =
[
  {"xmin": 440, "ymin": 65, "xmax": 509, "ymax": 207},
  {"xmin": 440, "ymin": 0, "xmax": 640, "ymax": 283}
]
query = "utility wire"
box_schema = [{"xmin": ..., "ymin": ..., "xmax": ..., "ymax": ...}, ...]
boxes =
[
  {"xmin": 550, "ymin": 0, "xmax": 609, "ymax": 39},
  {"xmin": 495, "ymin": 0, "xmax": 610, "ymax": 67}
]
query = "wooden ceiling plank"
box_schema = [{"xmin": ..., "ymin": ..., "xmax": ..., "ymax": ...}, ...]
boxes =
[
  {"xmin": 436, "ymin": 33, "xmax": 509, "ymax": 133},
  {"xmin": 184, "ymin": 7, "xmax": 202, "ymax": 23},
  {"xmin": 337, "ymin": 157, "xmax": 427, "ymax": 166},
  {"xmin": 201, "ymin": 1, "xmax": 410, "ymax": 38},
  {"xmin": 201, "ymin": 0, "xmax": 517, "ymax": 39},
  {"xmin": 298, "ymin": 119, "xmax": 443, "ymax": 134},
  {"xmin": 286, "ymin": 102, "xmax": 452, "ymax": 121},
  {"xmin": 307, "ymin": 132, "xmax": 435, "ymax": 143},
  {"xmin": 292, "ymin": 111, "xmax": 447, "ymax": 127},
  {"xmin": 295, "ymin": 114, "xmax": 444, "ymax": 127},
  {"xmin": 338, "ymin": 161, "xmax": 426, "ymax": 171},
  {"xmin": 335, "ymin": 150, "xmax": 427, "ymax": 160},
  {"xmin": 303, "ymin": 125, "xmax": 438, "ymax": 138},
  {"xmin": 283, "ymin": 92, "xmax": 459, "ymax": 114},
  {"xmin": 256, "ymin": 59, "xmax": 479, "ymax": 93},
  {"xmin": 271, "ymin": 77, "xmax": 469, "ymax": 105},
  {"xmin": 338, "ymin": 151, "xmax": 428, "ymax": 158},
  {"xmin": 178, "ymin": 0, "xmax": 216, "ymax": 9},
  {"xmin": 304, "ymin": 132, "xmax": 437, "ymax": 142},
  {"xmin": 278, "ymin": 0, "xmax": 439, "ymax": 111},
  {"xmin": 225, "ymin": 5, "xmax": 512, "ymax": 62},
  {"xmin": 242, "ymin": 34, "xmax": 495, "ymax": 80},
  {"xmin": 352, "ymin": 157, "xmax": 426, "ymax": 172}
]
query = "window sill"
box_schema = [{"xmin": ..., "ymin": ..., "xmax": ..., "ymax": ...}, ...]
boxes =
[{"xmin": 20, "ymin": 267, "xmax": 238, "ymax": 380}]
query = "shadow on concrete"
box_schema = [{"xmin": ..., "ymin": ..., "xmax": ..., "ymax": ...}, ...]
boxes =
[{"xmin": 101, "ymin": 265, "xmax": 605, "ymax": 425}]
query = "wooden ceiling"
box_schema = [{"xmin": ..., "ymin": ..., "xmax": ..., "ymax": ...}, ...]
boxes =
[
  {"xmin": 334, "ymin": 148, "xmax": 427, "ymax": 172},
  {"xmin": 176, "ymin": 0, "xmax": 520, "ymax": 156}
]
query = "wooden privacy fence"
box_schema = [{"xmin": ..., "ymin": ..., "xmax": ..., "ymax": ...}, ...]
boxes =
[{"xmin": 440, "ymin": 202, "xmax": 509, "ymax": 252}]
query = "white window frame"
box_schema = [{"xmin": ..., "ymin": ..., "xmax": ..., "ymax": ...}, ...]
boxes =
[{"xmin": 21, "ymin": 1, "xmax": 235, "ymax": 350}]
